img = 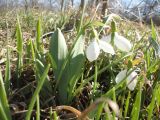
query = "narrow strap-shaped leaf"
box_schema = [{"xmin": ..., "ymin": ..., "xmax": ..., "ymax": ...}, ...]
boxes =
[
  {"xmin": 131, "ymin": 86, "xmax": 141, "ymax": 120},
  {"xmin": 0, "ymin": 102, "xmax": 8, "ymax": 120},
  {"xmin": 16, "ymin": 16, "xmax": 23, "ymax": 84},
  {"xmin": 151, "ymin": 19, "xmax": 156, "ymax": 40},
  {"xmin": 25, "ymin": 64, "xmax": 50, "ymax": 120},
  {"xmin": 124, "ymin": 91, "xmax": 131, "ymax": 118},
  {"xmin": 67, "ymin": 35, "xmax": 85, "ymax": 102},
  {"xmin": 0, "ymin": 70, "xmax": 11, "ymax": 120},
  {"xmin": 147, "ymin": 84, "xmax": 160, "ymax": 120},
  {"xmin": 36, "ymin": 18, "xmax": 42, "ymax": 52},
  {"xmin": 5, "ymin": 47, "xmax": 11, "ymax": 94}
]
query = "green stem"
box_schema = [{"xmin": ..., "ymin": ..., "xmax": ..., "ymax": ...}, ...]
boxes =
[
  {"xmin": 36, "ymin": 95, "xmax": 40, "ymax": 120},
  {"xmin": 93, "ymin": 60, "xmax": 98, "ymax": 95}
]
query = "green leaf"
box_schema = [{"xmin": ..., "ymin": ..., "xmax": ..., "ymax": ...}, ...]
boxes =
[
  {"xmin": 49, "ymin": 28, "xmax": 68, "ymax": 79},
  {"xmin": 36, "ymin": 18, "xmax": 42, "ymax": 52},
  {"xmin": 67, "ymin": 35, "xmax": 85, "ymax": 102},
  {"xmin": 0, "ymin": 102, "xmax": 9, "ymax": 120},
  {"xmin": 156, "ymin": 84, "xmax": 160, "ymax": 107},
  {"xmin": 149, "ymin": 37, "xmax": 160, "ymax": 57},
  {"xmin": 48, "ymin": 53, "xmax": 57, "ymax": 70},
  {"xmin": 95, "ymin": 103, "xmax": 104, "ymax": 120},
  {"xmin": 151, "ymin": 19, "xmax": 156, "ymax": 40},
  {"xmin": 16, "ymin": 16, "xmax": 23, "ymax": 56},
  {"xmin": 49, "ymin": 28, "xmax": 68, "ymax": 103},
  {"xmin": 111, "ymin": 20, "xmax": 116, "ymax": 33},
  {"xmin": 35, "ymin": 57, "xmax": 53, "ymax": 99},
  {"xmin": 5, "ymin": 47, "xmax": 11, "ymax": 94},
  {"xmin": 124, "ymin": 91, "xmax": 131, "ymax": 118},
  {"xmin": 25, "ymin": 64, "xmax": 50, "ymax": 120},
  {"xmin": 147, "ymin": 84, "xmax": 160, "ymax": 120},
  {"xmin": 34, "ymin": 20, "xmax": 53, "ymax": 99},
  {"xmin": 111, "ymin": 21, "xmax": 116, "ymax": 45},
  {"xmin": 53, "ymin": 111, "xmax": 58, "ymax": 120},
  {"xmin": 16, "ymin": 16, "xmax": 23, "ymax": 81},
  {"xmin": 36, "ymin": 95, "xmax": 40, "ymax": 120},
  {"xmin": 131, "ymin": 86, "xmax": 141, "ymax": 120},
  {"xmin": 0, "ymin": 70, "xmax": 11, "ymax": 120}
]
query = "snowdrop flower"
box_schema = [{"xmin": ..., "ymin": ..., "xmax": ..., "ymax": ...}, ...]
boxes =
[
  {"xmin": 101, "ymin": 32, "xmax": 132, "ymax": 52},
  {"xmin": 115, "ymin": 69, "xmax": 138, "ymax": 91},
  {"xmin": 86, "ymin": 39, "xmax": 115, "ymax": 62}
]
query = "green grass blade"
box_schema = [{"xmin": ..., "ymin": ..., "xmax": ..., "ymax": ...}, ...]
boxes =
[
  {"xmin": 30, "ymin": 39, "xmax": 35, "ymax": 61},
  {"xmin": 5, "ymin": 47, "xmax": 11, "ymax": 94},
  {"xmin": 0, "ymin": 70, "xmax": 11, "ymax": 120},
  {"xmin": 124, "ymin": 91, "xmax": 131, "ymax": 118},
  {"xmin": 95, "ymin": 103, "xmax": 104, "ymax": 120},
  {"xmin": 26, "ymin": 39, "xmax": 34, "ymax": 64},
  {"xmin": 36, "ymin": 95, "xmax": 40, "ymax": 120},
  {"xmin": 48, "ymin": 53, "xmax": 57, "ymax": 70},
  {"xmin": 16, "ymin": 15, "xmax": 23, "ymax": 83},
  {"xmin": 53, "ymin": 111, "xmax": 58, "ymax": 120},
  {"xmin": 93, "ymin": 61, "xmax": 98, "ymax": 95},
  {"xmin": 131, "ymin": 86, "xmax": 142, "ymax": 120},
  {"xmin": 0, "ymin": 102, "xmax": 8, "ymax": 120},
  {"xmin": 25, "ymin": 64, "xmax": 50, "ymax": 120},
  {"xmin": 151, "ymin": 19, "xmax": 156, "ymax": 40},
  {"xmin": 33, "ymin": 42, "xmax": 53, "ymax": 100},
  {"xmin": 147, "ymin": 84, "xmax": 160, "ymax": 120},
  {"xmin": 36, "ymin": 18, "xmax": 42, "ymax": 52},
  {"xmin": 112, "ymin": 87, "xmax": 116, "ymax": 119},
  {"xmin": 16, "ymin": 16, "xmax": 23, "ymax": 56}
]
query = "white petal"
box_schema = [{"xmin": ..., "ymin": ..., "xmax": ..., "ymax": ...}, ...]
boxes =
[
  {"xmin": 115, "ymin": 70, "xmax": 127, "ymax": 83},
  {"xmin": 86, "ymin": 40, "xmax": 100, "ymax": 62},
  {"xmin": 114, "ymin": 33, "xmax": 132, "ymax": 52},
  {"xmin": 127, "ymin": 71, "xmax": 138, "ymax": 91},
  {"xmin": 100, "ymin": 35, "xmax": 111, "ymax": 43},
  {"xmin": 98, "ymin": 40, "xmax": 115, "ymax": 55}
]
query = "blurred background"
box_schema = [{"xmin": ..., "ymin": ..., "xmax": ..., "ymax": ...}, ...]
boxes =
[{"xmin": 0, "ymin": 0, "xmax": 160, "ymax": 24}]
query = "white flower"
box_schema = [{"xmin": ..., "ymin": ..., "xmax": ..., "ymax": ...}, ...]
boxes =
[
  {"xmin": 115, "ymin": 69, "xmax": 138, "ymax": 91},
  {"xmin": 86, "ymin": 40, "xmax": 100, "ymax": 62},
  {"xmin": 101, "ymin": 32, "xmax": 132, "ymax": 52},
  {"xmin": 86, "ymin": 39, "xmax": 115, "ymax": 62}
]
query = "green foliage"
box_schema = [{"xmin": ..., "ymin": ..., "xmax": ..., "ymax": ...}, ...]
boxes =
[
  {"xmin": 4, "ymin": 47, "xmax": 11, "ymax": 94},
  {"xmin": 0, "ymin": 70, "xmax": 11, "ymax": 120},
  {"xmin": 0, "ymin": 8, "xmax": 160, "ymax": 120},
  {"xmin": 25, "ymin": 64, "xmax": 50, "ymax": 120},
  {"xmin": 49, "ymin": 28, "xmax": 85, "ymax": 104},
  {"xmin": 147, "ymin": 84, "xmax": 160, "ymax": 120},
  {"xmin": 36, "ymin": 18, "xmax": 42, "ymax": 52},
  {"xmin": 49, "ymin": 29, "xmax": 68, "ymax": 103},
  {"xmin": 34, "ymin": 19, "xmax": 53, "ymax": 101},
  {"xmin": 16, "ymin": 16, "xmax": 23, "ymax": 83},
  {"xmin": 131, "ymin": 86, "xmax": 142, "ymax": 120}
]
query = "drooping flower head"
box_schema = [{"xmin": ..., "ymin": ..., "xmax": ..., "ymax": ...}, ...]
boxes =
[
  {"xmin": 115, "ymin": 69, "xmax": 138, "ymax": 91},
  {"xmin": 101, "ymin": 32, "xmax": 132, "ymax": 52},
  {"xmin": 86, "ymin": 39, "xmax": 115, "ymax": 62}
]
